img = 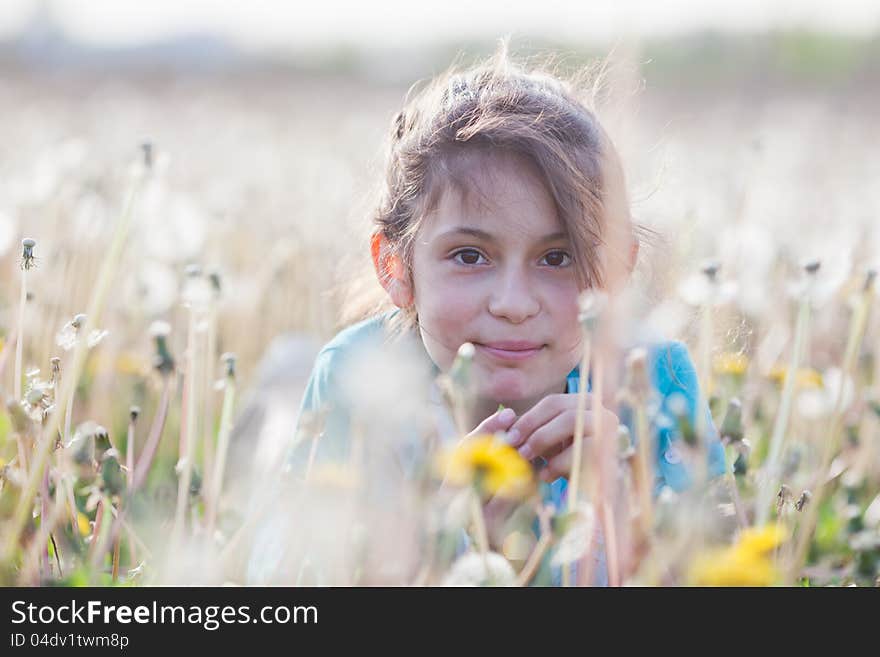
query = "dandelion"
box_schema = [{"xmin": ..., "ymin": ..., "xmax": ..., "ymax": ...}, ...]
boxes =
[
  {"xmin": 1, "ymin": 144, "xmax": 149, "ymax": 571},
  {"xmin": 21, "ymin": 372, "xmax": 54, "ymax": 423},
  {"xmin": 55, "ymin": 314, "xmax": 109, "ymax": 352},
  {"xmin": 14, "ymin": 238, "xmax": 37, "ymax": 401},
  {"xmin": 182, "ymin": 263, "xmax": 212, "ymax": 310},
  {"xmin": 20, "ymin": 237, "xmax": 36, "ymax": 270},
  {"xmin": 790, "ymin": 267, "xmax": 877, "ymax": 580},
  {"xmin": 436, "ymin": 434, "xmax": 533, "ymax": 501},
  {"xmin": 550, "ymin": 501, "xmax": 596, "ymax": 567},
  {"xmin": 440, "ymin": 341, "xmax": 477, "ymax": 435},
  {"xmin": 149, "ymin": 320, "xmax": 175, "ymax": 374},
  {"xmin": 76, "ymin": 512, "xmax": 91, "ymax": 538},
  {"xmin": 689, "ymin": 525, "xmax": 788, "ymax": 587},
  {"xmin": 795, "ymin": 490, "xmax": 812, "ymax": 512},
  {"xmin": 443, "ymin": 551, "xmax": 517, "ymax": 586},
  {"xmin": 713, "ymin": 352, "xmax": 749, "ymax": 377},
  {"xmin": 767, "ymin": 365, "xmax": 823, "ymax": 388},
  {"xmin": 677, "ymin": 261, "xmax": 737, "ymax": 307},
  {"xmin": 776, "ymin": 484, "xmax": 793, "ymax": 515},
  {"xmin": 756, "ymin": 261, "xmax": 819, "ymax": 526},
  {"xmin": 55, "ymin": 314, "xmax": 85, "ymax": 351}
]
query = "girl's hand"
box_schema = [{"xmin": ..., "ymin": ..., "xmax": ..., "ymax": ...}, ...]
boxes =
[
  {"xmin": 506, "ymin": 393, "xmax": 620, "ymax": 483},
  {"xmin": 467, "ymin": 406, "xmax": 521, "ymax": 550},
  {"xmin": 466, "ymin": 406, "xmax": 517, "ymax": 438}
]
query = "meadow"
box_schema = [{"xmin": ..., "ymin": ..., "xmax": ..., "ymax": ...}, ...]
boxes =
[{"xmin": 1, "ymin": 43, "xmax": 879, "ymax": 586}]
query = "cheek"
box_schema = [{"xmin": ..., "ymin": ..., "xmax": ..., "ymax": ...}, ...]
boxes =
[
  {"xmin": 548, "ymin": 282, "xmax": 581, "ymax": 326},
  {"xmin": 412, "ymin": 267, "xmax": 482, "ymax": 366}
]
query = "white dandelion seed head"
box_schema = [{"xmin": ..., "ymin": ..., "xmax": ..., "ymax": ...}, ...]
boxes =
[
  {"xmin": 678, "ymin": 271, "xmax": 738, "ymax": 307},
  {"xmin": 443, "ymin": 551, "xmax": 516, "ymax": 587},
  {"xmin": 550, "ymin": 501, "xmax": 596, "ymax": 567},
  {"xmin": 55, "ymin": 322, "xmax": 78, "ymax": 352},
  {"xmin": 149, "ymin": 320, "xmax": 171, "ymax": 338},
  {"xmin": 182, "ymin": 273, "xmax": 213, "ymax": 311},
  {"xmin": 577, "ymin": 289, "xmax": 608, "ymax": 325}
]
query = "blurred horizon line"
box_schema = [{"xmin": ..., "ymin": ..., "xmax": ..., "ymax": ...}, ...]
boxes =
[{"xmin": 0, "ymin": 1, "xmax": 878, "ymax": 88}]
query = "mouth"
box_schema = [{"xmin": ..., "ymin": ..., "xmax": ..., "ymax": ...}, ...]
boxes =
[{"xmin": 473, "ymin": 341, "xmax": 545, "ymax": 362}]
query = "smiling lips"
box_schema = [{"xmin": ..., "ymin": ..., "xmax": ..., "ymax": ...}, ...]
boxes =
[{"xmin": 474, "ymin": 340, "xmax": 545, "ymax": 362}]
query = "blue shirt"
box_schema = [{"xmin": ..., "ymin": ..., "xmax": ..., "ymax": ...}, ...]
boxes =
[{"xmin": 286, "ymin": 309, "xmax": 727, "ymax": 584}]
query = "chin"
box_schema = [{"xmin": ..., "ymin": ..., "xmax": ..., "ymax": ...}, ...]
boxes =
[{"xmin": 478, "ymin": 369, "xmax": 534, "ymax": 403}]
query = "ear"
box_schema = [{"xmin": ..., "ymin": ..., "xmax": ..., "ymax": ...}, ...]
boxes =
[{"xmin": 370, "ymin": 231, "xmax": 414, "ymax": 308}]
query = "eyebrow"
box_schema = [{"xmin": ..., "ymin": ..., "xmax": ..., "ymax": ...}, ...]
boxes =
[{"xmin": 437, "ymin": 227, "xmax": 568, "ymax": 245}]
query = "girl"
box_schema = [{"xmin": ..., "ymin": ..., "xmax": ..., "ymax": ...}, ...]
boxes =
[{"xmin": 284, "ymin": 43, "xmax": 727, "ymax": 584}]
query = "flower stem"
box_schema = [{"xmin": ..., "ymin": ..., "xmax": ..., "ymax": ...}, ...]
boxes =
[
  {"xmin": 1, "ymin": 162, "xmax": 145, "ymax": 563},
  {"xmin": 200, "ymin": 306, "xmax": 218, "ymax": 519},
  {"xmin": 786, "ymin": 272, "xmax": 874, "ymax": 582},
  {"xmin": 132, "ymin": 377, "xmax": 172, "ymax": 492},
  {"xmin": 756, "ymin": 292, "xmax": 811, "ymax": 526},
  {"xmin": 14, "ymin": 266, "xmax": 27, "ymax": 401},
  {"xmin": 207, "ymin": 364, "xmax": 236, "ymax": 536},
  {"xmin": 173, "ymin": 306, "xmax": 200, "ymax": 544},
  {"xmin": 517, "ymin": 512, "xmax": 552, "ymax": 587},
  {"xmin": 567, "ymin": 335, "xmax": 592, "ymax": 515}
]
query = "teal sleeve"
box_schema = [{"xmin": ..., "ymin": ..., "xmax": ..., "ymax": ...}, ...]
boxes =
[
  {"xmin": 650, "ymin": 341, "xmax": 728, "ymax": 493},
  {"xmin": 286, "ymin": 347, "xmax": 353, "ymax": 478}
]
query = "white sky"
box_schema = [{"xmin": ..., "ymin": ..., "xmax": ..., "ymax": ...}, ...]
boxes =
[{"xmin": 1, "ymin": 0, "xmax": 879, "ymax": 51}]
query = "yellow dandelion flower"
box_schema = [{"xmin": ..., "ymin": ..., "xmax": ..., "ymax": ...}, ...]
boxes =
[
  {"xmin": 768, "ymin": 365, "xmax": 823, "ymax": 388},
  {"xmin": 689, "ymin": 547, "xmax": 778, "ymax": 587},
  {"xmin": 688, "ymin": 524, "xmax": 788, "ymax": 587},
  {"xmin": 713, "ymin": 352, "xmax": 749, "ymax": 376},
  {"xmin": 77, "ymin": 512, "xmax": 91, "ymax": 537},
  {"xmin": 436, "ymin": 434, "xmax": 533, "ymax": 500},
  {"xmin": 736, "ymin": 524, "xmax": 788, "ymax": 555}
]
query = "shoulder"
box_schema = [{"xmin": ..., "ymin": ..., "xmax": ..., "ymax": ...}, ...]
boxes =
[
  {"xmin": 300, "ymin": 311, "xmax": 398, "ymax": 406},
  {"xmin": 319, "ymin": 310, "xmax": 396, "ymax": 356}
]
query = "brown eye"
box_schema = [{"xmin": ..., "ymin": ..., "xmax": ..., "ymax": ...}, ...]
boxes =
[
  {"xmin": 453, "ymin": 249, "xmax": 486, "ymax": 266},
  {"xmin": 542, "ymin": 250, "xmax": 571, "ymax": 267}
]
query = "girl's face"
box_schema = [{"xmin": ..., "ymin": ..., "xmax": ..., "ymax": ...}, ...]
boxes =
[{"xmin": 411, "ymin": 150, "xmax": 584, "ymax": 418}]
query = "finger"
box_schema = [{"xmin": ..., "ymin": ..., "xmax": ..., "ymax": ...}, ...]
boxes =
[
  {"xmin": 470, "ymin": 407, "xmax": 517, "ymax": 437},
  {"xmin": 543, "ymin": 436, "xmax": 573, "ymax": 460},
  {"xmin": 540, "ymin": 446, "xmax": 573, "ymax": 483},
  {"xmin": 517, "ymin": 409, "xmax": 580, "ymax": 461},
  {"xmin": 508, "ymin": 394, "xmax": 587, "ymax": 447}
]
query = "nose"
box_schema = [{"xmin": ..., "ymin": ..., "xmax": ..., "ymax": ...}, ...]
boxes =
[{"xmin": 487, "ymin": 265, "xmax": 540, "ymax": 323}]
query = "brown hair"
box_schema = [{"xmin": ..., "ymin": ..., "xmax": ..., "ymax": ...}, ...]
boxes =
[{"xmin": 339, "ymin": 40, "xmax": 640, "ymax": 338}]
